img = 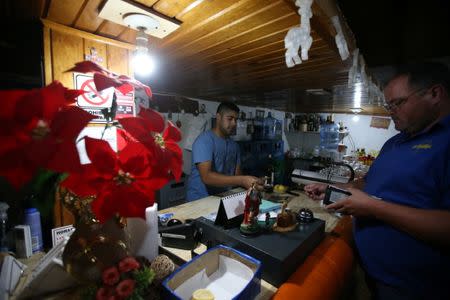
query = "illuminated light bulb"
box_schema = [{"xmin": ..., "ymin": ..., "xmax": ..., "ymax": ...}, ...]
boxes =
[{"xmin": 132, "ymin": 52, "xmax": 155, "ymax": 76}]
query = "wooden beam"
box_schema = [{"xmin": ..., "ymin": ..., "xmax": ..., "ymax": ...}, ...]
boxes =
[{"xmin": 41, "ymin": 18, "xmax": 136, "ymax": 50}]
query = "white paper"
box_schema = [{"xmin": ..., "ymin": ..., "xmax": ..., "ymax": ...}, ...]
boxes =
[
  {"xmin": 76, "ymin": 126, "xmax": 117, "ymax": 165},
  {"xmin": 222, "ymin": 191, "xmax": 246, "ymax": 219},
  {"xmin": 174, "ymin": 255, "xmax": 254, "ymax": 300}
]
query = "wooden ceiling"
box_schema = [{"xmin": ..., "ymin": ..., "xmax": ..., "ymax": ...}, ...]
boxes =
[{"xmin": 6, "ymin": 0, "xmax": 388, "ymax": 114}]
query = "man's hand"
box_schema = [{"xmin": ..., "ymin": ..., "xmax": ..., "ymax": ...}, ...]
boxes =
[
  {"xmin": 325, "ymin": 188, "xmax": 377, "ymax": 217},
  {"xmin": 304, "ymin": 183, "xmax": 327, "ymax": 200},
  {"xmin": 242, "ymin": 176, "xmax": 264, "ymax": 190}
]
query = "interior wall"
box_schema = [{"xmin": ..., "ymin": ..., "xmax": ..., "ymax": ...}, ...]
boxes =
[
  {"xmin": 43, "ymin": 24, "xmax": 133, "ymax": 87},
  {"xmin": 162, "ymin": 99, "xmax": 287, "ymax": 175}
]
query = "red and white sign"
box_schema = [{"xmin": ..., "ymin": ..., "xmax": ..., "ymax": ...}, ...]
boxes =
[
  {"xmin": 73, "ymin": 73, "xmax": 136, "ymax": 123},
  {"xmin": 74, "ymin": 73, "xmax": 115, "ymax": 108}
]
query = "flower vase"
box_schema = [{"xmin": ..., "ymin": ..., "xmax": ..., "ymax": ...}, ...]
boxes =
[{"xmin": 60, "ymin": 188, "xmax": 130, "ymax": 283}]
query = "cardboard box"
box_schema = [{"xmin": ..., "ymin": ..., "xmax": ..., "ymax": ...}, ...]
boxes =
[{"xmin": 163, "ymin": 245, "xmax": 261, "ymax": 300}]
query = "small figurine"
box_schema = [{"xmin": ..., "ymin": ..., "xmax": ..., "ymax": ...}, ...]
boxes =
[{"xmin": 240, "ymin": 183, "xmax": 261, "ymax": 235}]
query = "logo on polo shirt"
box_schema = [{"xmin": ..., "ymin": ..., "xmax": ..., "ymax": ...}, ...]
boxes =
[{"xmin": 412, "ymin": 143, "xmax": 432, "ymax": 150}]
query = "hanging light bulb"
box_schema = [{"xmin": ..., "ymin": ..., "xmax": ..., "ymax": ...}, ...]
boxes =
[
  {"xmin": 123, "ymin": 13, "xmax": 159, "ymax": 77},
  {"xmin": 133, "ymin": 27, "xmax": 155, "ymax": 76}
]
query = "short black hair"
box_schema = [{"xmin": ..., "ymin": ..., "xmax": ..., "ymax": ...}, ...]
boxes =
[
  {"xmin": 216, "ymin": 101, "xmax": 240, "ymax": 115},
  {"xmin": 391, "ymin": 62, "xmax": 449, "ymax": 93}
]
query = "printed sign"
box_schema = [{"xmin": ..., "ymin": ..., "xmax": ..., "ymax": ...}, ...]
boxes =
[
  {"xmin": 51, "ymin": 225, "xmax": 75, "ymax": 247},
  {"xmin": 73, "ymin": 73, "xmax": 135, "ymax": 122}
]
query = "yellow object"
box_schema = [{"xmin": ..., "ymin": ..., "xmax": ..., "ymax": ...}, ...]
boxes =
[
  {"xmin": 192, "ymin": 289, "xmax": 215, "ymax": 300},
  {"xmin": 274, "ymin": 184, "xmax": 288, "ymax": 193}
]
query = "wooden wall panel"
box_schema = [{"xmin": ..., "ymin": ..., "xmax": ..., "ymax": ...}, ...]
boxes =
[
  {"xmin": 51, "ymin": 30, "xmax": 84, "ymax": 88},
  {"xmin": 84, "ymin": 40, "xmax": 108, "ymax": 68},
  {"xmin": 106, "ymin": 45, "xmax": 129, "ymax": 75}
]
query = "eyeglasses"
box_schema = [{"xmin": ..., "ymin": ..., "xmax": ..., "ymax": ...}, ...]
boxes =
[{"xmin": 383, "ymin": 87, "xmax": 427, "ymax": 112}]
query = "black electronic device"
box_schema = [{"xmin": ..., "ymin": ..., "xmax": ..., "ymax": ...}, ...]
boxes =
[
  {"xmin": 323, "ymin": 185, "xmax": 352, "ymax": 205},
  {"xmin": 195, "ymin": 216, "xmax": 325, "ymax": 287},
  {"xmin": 159, "ymin": 222, "xmax": 202, "ymax": 250}
]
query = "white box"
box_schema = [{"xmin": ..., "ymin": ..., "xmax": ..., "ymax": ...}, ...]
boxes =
[{"xmin": 14, "ymin": 225, "xmax": 32, "ymax": 259}]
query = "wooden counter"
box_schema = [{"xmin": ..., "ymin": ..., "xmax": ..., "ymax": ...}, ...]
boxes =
[{"xmin": 158, "ymin": 189, "xmax": 343, "ymax": 300}]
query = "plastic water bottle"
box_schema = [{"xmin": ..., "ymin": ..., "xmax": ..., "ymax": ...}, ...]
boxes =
[
  {"xmin": 24, "ymin": 208, "xmax": 43, "ymax": 253},
  {"xmin": 320, "ymin": 116, "xmax": 339, "ymax": 159},
  {"xmin": 264, "ymin": 112, "xmax": 281, "ymax": 140}
]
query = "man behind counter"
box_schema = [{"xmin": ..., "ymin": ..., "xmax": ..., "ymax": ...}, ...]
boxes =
[
  {"xmin": 187, "ymin": 102, "xmax": 262, "ymax": 201},
  {"xmin": 305, "ymin": 62, "xmax": 450, "ymax": 299}
]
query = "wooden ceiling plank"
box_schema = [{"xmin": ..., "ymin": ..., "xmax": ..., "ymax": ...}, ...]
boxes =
[
  {"xmin": 173, "ymin": 29, "xmax": 328, "ymax": 72},
  {"xmin": 134, "ymin": 0, "xmax": 159, "ymax": 7},
  {"xmin": 174, "ymin": 42, "xmax": 333, "ymax": 77},
  {"xmin": 153, "ymin": 0, "xmax": 196, "ymax": 18},
  {"xmin": 166, "ymin": 0, "xmax": 288, "ymax": 56},
  {"xmin": 97, "ymin": 20, "xmax": 126, "ymax": 38},
  {"xmin": 160, "ymin": 0, "xmax": 259, "ymax": 47},
  {"xmin": 47, "ymin": 0, "xmax": 85, "ymax": 26},
  {"xmin": 175, "ymin": 0, "xmax": 205, "ymax": 19},
  {"xmin": 74, "ymin": 0, "xmax": 104, "ymax": 32},
  {"xmin": 179, "ymin": 17, "xmax": 297, "ymax": 62},
  {"xmin": 71, "ymin": 0, "xmax": 89, "ymax": 27}
]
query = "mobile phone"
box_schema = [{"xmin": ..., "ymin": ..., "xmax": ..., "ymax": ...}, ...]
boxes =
[{"xmin": 323, "ymin": 185, "xmax": 352, "ymax": 205}]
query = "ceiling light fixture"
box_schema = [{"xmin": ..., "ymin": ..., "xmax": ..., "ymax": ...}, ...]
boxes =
[{"xmin": 123, "ymin": 13, "xmax": 158, "ymax": 76}]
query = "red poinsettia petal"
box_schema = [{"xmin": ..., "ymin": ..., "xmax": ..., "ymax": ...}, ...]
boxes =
[
  {"xmin": 0, "ymin": 149, "xmax": 37, "ymax": 189},
  {"xmin": 50, "ymin": 106, "xmax": 96, "ymax": 139},
  {"xmin": 61, "ymin": 170, "xmax": 104, "ymax": 197},
  {"xmin": 115, "ymin": 83, "xmax": 134, "ymax": 96},
  {"xmin": 0, "ymin": 90, "xmax": 27, "ymax": 120},
  {"xmin": 84, "ymin": 137, "xmax": 118, "ymax": 175},
  {"xmin": 65, "ymin": 60, "xmax": 109, "ymax": 75},
  {"xmin": 119, "ymin": 118, "xmax": 150, "ymax": 141},
  {"xmin": 64, "ymin": 89, "xmax": 85, "ymax": 102},
  {"xmin": 117, "ymin": 75, "xmax": 152, "ymax": 97},
  {"xmin": 165, "ymin": 141, "xmax": 183, "ymax": 181},
  {"xmin": 40, "ymin": 81, "xmax": 71, "ymax": 120},
  {"xmin": 163, "ymin": 121, "xmax": 182, "ymax": 142},
  {"xmin": 138, "ymin": 107, "xmax": 165, "ymax": 133},
  {"xmin": 118, "ymin": 142, "xmax": 152, "ymax": 177},
  {"xmin": 93, "ymin": 73, "xmax": 123, "ymax": 92},
  {"xmin": 91, "ymin": 185, "xmax": 155, "ymax": 222},
  {"xmin": 46, "ymin": 140, "xmax": 83, "ymax": 174}
]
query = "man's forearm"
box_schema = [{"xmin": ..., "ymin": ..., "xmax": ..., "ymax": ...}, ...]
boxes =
[
  {"xmin": 370, "ymin": 200, "xmax": 450, "ymax": 251},
  {"xmin": 201, "ymin": 171, "xmax": 244, "ymax": 188}
]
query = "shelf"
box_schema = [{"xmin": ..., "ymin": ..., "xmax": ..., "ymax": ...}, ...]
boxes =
[{"xmin": 285, "ymin": 130, "xmax": 349, "ymax": 136}]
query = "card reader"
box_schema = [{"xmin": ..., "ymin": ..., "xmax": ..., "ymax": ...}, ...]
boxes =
[{"xmin": 323, "ymin": 185, "xmax": 352, "ymax": 205}]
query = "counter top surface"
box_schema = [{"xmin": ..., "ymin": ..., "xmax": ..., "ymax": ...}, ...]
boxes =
[{"xmin": 159, "ymin": 189, "xmax": 342, "ymax": 300}]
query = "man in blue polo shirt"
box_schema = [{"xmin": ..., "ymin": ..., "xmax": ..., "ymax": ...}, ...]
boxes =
[
  {"xmin": 304, "ymin": 62, "xmax": 450, "ymax": 299},
  {"xmin": 187, "ymin": 102, "xmax": 263, "ymax": 201}
]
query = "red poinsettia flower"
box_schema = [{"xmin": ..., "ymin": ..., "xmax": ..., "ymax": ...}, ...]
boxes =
[
  {"xmin": 102, "ymin": 266, "xmax": 120, "ymax": 286},
  {"xmin": 116, "ymin": 279, "xmax": 136, "ymax": 298},
  {"xmin": 118, "ymin": 256, "xmax": 140, "ymax": 273},
  {"xmin": 61, "ymin": 137, "xmax": 167, "ymax": 222},
  {"xmin": 119, "ymin": 108, "xmax": 183, "ymax": 181},
  {"xmin": 0, "ymin": 82, "xmax": 95, "ymax": 188},
  {"xmin": 66, "ymin": 61, "xmax": 152, "ymax": 97}
]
